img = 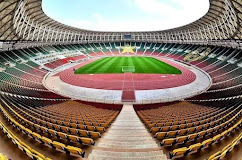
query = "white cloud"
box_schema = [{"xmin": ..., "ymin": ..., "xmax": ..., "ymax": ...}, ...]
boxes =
[{"xmin": 61, "ymin": 0, "xmax": 209, "ymax": 32}]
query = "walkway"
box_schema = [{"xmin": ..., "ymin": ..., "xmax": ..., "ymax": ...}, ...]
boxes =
[
  {"xmin": 122, "ymin": 73, "xmax": 136, "ymax": 102},
  {"xmin": 88, "ymin": 104, "xmax": 167, "ymax": 160}
]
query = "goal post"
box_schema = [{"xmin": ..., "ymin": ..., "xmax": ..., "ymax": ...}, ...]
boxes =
[{"xmin": 122, "ymin": 66, "xmax": 135, "ymax": 73}]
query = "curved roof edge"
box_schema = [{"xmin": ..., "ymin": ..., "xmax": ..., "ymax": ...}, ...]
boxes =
[{"xmin": 0, "ymin": 0, "xmax": 241, "ymax": 51}]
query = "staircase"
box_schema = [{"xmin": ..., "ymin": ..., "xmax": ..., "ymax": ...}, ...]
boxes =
[{"xmin": 88, "ymin": 104, "xmax": 167, "ymax": 160}]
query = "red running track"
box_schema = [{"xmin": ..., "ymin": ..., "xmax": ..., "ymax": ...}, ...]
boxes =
[{"xmin": 55, "ymin": 57, "xmax": 196, "ymax": 90}]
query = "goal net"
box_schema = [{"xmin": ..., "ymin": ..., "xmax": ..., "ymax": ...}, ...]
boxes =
[{"xmin": 122, "ymin": 66, "xmax": 135, "ymax": 73}]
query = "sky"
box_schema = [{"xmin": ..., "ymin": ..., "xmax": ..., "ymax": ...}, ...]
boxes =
[{"xmin": 42, "ymin": 0, "xmax": 209, "ymax": 32}]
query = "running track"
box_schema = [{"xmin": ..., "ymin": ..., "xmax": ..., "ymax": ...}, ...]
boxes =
[{"xmin": 55, "ymin": 57, "xmax": 196, "ymax": 90}]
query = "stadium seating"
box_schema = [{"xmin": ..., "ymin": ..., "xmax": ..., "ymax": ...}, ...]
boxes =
[
  {"xmin": 0, "ymin": 42, "xmax": 241, "ymax": 160},
  {"xmin": 208, "ymin": 132, "xmax": 242, "ymax": 160},
  {"xmin": 0, "ymin": 153, "xmax": 8, "ymax": 160},
  {"xmin": 169, "ymin": 114, "xmax": 242, "ymax": 159},
  {"xmin": 0, "ymin": 99, "xmax": 86, "ymax": 158},
  {"xmin": 0, "ymin": 119, "xmax": 51, "ymax": 160}
]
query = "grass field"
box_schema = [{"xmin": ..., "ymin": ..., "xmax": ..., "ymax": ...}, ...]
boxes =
[{"xmin": 74, "ymin": 57, "xmax": 182, "ymax": 74}]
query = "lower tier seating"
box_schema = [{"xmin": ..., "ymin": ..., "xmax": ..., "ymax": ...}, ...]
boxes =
[
  {"xmin": 208, "ymin": 132, "xmax": 242, "ymax": 160},
  {"xmin": 0, "ymin": 99, "xmax": 86, "ymax": 158},
  {"xmin": 0, "ymin": 120, "xmax": 51, "ymax": 160},
  {"xmin": 169, "ymin": 114, "xmax": 241, "ymax": 159}
]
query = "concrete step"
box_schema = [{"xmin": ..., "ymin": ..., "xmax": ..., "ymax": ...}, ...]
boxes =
[
  {"xmin": 88, "ymin": 104, "xmax": 167, "ymax": 160},
  {"xmin": 97, "ymin": 140, "xmax": 157, "ymax": 145},
  {"xmin": 102, "ymin": 136, "xmax": 154, "ymax": 141},
  {"xmin": 90, "ymin": 150, "xmax": 165, "ymax": 157},
  {"xmin": 96, "ymin": 143, "xmax": 158, "ymax": 149},
  {"xmin": 108, "ymin": 130, "xmax": 148, "ymax": 134},
  {"xmin": 88, "ymin": 155, "xmax": 167, "ymax": 160},
  {"xmin": 111, "ymin": 126, "xmax": 145, "ymax": 129}
]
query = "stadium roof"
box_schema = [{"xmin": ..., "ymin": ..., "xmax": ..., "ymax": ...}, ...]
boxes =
[{"xmin": 0, "ymin": 0, "xmax": 241, "ymax": 50}]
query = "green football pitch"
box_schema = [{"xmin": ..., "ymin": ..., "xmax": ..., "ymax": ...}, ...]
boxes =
[{"xmin": 74, "ymin": 57, "xmax": 182, "ymax": 74}]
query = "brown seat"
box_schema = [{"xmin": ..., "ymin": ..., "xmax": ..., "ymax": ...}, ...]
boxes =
[
  {"xmin": 40, "ymin": 127, "xmax": 48, "ymax": 133},
  {"xmin": 178, "ymin": 129, "xmax": 187, "ymax": 136},
  {"xmin": 176, "ymin": 136, "xmax": 188, "ymax": 144},
  {"xmin": 57, "ymin": 132, "xmax": 68, "ymax": 140},
  {"xmin": 202, "ymin": 138, "xmax": 213, "ymax": 148},
  {"xmin": 63, "ymin": 121, "xmax": 70, "ymax": 127},
  {"xmin": 198, "ymin": 131, "xmax": 206, "ymax": 137},
  {"xmin": 169, "ymin": 147, "xmax": 188, "ymax": 159},
  {"xmin": 68, "ymin": 135, "xmax": 81, "ymax": 143},
  {"xmin": 203, "ymin": 123, "xmax": 210, "ymax": 129},
  {"xmin": 187, "ymin": 127, "xmax": 196, "ymax": 134},
  {"xmin": 150, "ymin": 127, "xmax": 160, "ymax": 134},
  {"xmin": 155, "ymin": 132, "xmax": 167, "ymax": 140},
  {"xmin": 40, "ymin": 137, "xmax": 52, "ymax": 146},
  {"xmin": 212, "ymin": 134, "xmax": 222, "ymax": 143},
  {"xmin": 78, "ymin": 130, "xmax": 89, "ymax": 137},
  {"xmin": 196, "ymin": 126, "xmax": 203, "ymax": 132},
  {"xmin": 52, "ymin": 141, "xmax": 66, "ymax": 152},
  {"xmin": 179, "ymin": 124, "xmax": 186, "ymax": 129},
  {"xmin": 193, "ymin": 121, "xmax": 200, "ymax": 127},
  {"xmin": 89, "ymin": 131, "xmax": 101, "ymax": 139},
  {"xmin": 46, "ymin": 122, "xmax": 53, "ymax": 129},
  {"xmin": 66, "ymin": 146, "xmax": 85, "ymax": 157},
  {"xmin": 161, "ymin": 138, "xmax": 176, "ymax": 146},
  {"xmin": 167, "ymin": 131, "xmax": 177, "ymax": 138},
  {"xmin": 52, "ymin": 124, "xmax": 61, "ymax": 132},
  {"xmin": 48, "ymin": 129, "xmax": 58, "ymax": 136},
  {"xmin": 148, "ymin": 123, "xmax": 156, "ymax": 129},
  {"xmin": 188, "ymin": 143, "xmax": 202, "ymax": 153},
  {"xmin": 85, "ymin": 122, "xmax": 92, "ymax": 126},
  {"xmin": 161, "ymin": 126, "xmax": 170, "ymax": 132},
  {"xmin": 170, "ymin": 125, "xmax": 179, "ymax": 131},
  {"xmin": 165, "ymin": 122, "xmax": 173, "ymax": 126},
  {"xmin": 80, "ymin": 137, "xmax": 95, "ymax": 145},
  {"xmin": 32, "ymin": 132, "xmax": 41, "ymax": 142},
  {"xmin": 186, "ymin": 123, "xmax": 193, "ymax": 128},
  {"xmin": 69, "ymin": 128, "xmax": 79, "ymax": 136},
  {"xmin": 76, "ymin": 124, "xmax": 86, "ymax": 130},
  {"xmin": 60, "ymin": 126, "xmax": 69, "ymax": 133},
  {"xmin": 96, "ymin": 127, "xmax": 105, "ymax": 133},
  {"xmin": 100, "ymin": 123, "xmax": 109, "ymax": 128},
  {"xmin": 188, "ymin": 133, "xmax": 198, "ymax": 141}
]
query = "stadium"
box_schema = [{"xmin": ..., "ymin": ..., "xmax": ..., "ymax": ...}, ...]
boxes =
[{"xmin": 0, "ymin": 0, "xmax": 241, "ymax": 160}]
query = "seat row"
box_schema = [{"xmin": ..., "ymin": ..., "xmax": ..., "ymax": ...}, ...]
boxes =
[
  {"xmin": 0, "ymin": 119, "xmax": 50, "ymax": 160},
  {"xmin": 137, "ymin": 102, "xmax": 218, "ymax": 125},
  {"xmin": 150, "ymin": 107, "xmax": 230, "ymax": 134},
  {"xmin": 12, "ymin": 103, "xmax": 102, "ymax": 139},
  {"xmin": 0, "ymin": 153, "xmax": 8, "ymax": 160},
  {"xmin": 145, "ymin": 107, "xmax": 225, "ymax": 130},
  {"xmin": 168, "ymin": 112, "xmax": 242, "ymax": 159},
  {"xmin": 155, "ymin": 105, "xmax": 240, "ymax": 140},
  {"xmin": 0, "ymin": 103, "xmax": 86, "ymax": 158},
  {"xmin": 9, "ymin": 98, "xmax": 118, "ymax": 129},
  {"xmin": 2, "ymin": 99, "xmax": 95, "ymax": 146},
  {"xmin": 208, "ymin": 132, "xmax": 242, "ymax": 160},
  {"xmin": 23, "ymin": 104, "xmax": 111, "ymax": 129},
  {"xmin": 35, "ymin": 101, "xmax": 118, "ymax": 126}
]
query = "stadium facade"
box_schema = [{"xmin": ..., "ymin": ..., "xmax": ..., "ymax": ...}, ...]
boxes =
[
  {"xmin": 0, "ymin": 0, "xmax": 241, "ymax": 51},
  {"xmin": 0, "ymin": 0, "xmax": 241, "ymax": 160}
]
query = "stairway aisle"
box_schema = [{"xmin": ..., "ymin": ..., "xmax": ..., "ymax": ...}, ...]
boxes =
[
  {"xmin": 121, "ymin": 73, "xmax": 136, "ymax": 102},
  {"xmin": 88, "ymin": 104, "xmax": 167, "ymax": 160}
]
